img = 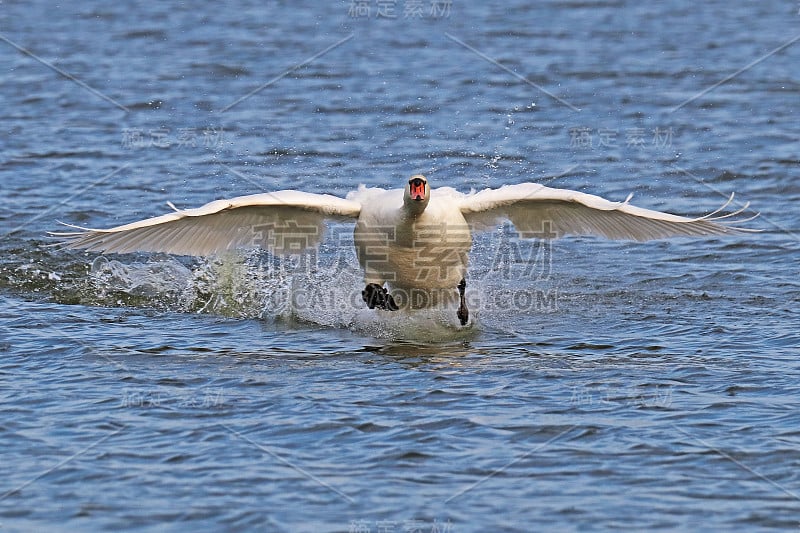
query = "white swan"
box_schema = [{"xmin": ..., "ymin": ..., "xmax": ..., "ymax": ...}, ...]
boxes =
[{"xmin": 53, "ymin": 175, "xmax": 756, "ymax": 325}]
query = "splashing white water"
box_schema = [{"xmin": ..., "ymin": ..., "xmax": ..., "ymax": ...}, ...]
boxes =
[
  {"xmin": 78, "ymin": 230, "xmax": 559, "ymax": 340},
  {"xmin": 86, "ymin": 252, "xmax": 484, "ymax": 340}
]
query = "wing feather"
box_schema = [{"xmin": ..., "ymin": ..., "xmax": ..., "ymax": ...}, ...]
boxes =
[
  {"xmin": 51, "ymin": 191, "xmax": 362, "ymax": 255},
  {"xmin": 459, "ymin": 183, "xmax": 757, "ymax": 241}
]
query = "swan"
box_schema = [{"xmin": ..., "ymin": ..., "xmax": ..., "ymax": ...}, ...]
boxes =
[{"xmin": 52, "ymin": 175, "xmax": 756, "ymax": 325}]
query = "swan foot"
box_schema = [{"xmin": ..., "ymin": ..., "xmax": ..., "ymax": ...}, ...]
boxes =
[
  {"xmin": 457, "ymin": 278, "xmax": 468, "ymax": 326},
  {"xmin": 362, "ymin": 283, "xmax": 399, "ymax": 311}
]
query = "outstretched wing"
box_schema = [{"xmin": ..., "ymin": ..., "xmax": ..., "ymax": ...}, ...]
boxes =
[
  {"xmin": 51, "ymin": 190, "xmax": 362, "ymax": 256},
  {"xmin": 459, "ymin": 183, "xmax": 757, "ymax": 241}
]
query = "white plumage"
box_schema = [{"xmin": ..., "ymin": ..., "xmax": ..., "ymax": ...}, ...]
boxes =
[{"xmin": 52, "ymin": 176, "xmax": 756, "ymax": 323}]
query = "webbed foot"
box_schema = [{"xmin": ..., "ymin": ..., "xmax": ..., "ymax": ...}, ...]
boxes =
[
  {"xmin": 457, "ymin": 278, "xmax": 468, "ymax": 326},
  {"xmin": 362, "ymin": 283, "xmax": 399, "ymax": 311}
]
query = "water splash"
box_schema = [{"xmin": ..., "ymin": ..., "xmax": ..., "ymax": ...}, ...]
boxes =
[{"xmin": 84, "ymin": 252, "xmax": 480, "ymax": 341}]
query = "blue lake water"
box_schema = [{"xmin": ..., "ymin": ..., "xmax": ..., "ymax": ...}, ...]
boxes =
[{"xmin": 1, "ymin": 0, "xmax": 799, "ymax": 531}]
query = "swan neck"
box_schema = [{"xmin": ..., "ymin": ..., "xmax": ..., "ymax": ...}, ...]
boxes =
[{"xmin": 403, "ymin": 197, "xmax": 428, "ymax": 217}]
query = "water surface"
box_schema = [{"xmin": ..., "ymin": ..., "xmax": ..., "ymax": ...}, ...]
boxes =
[{"xmin": 1, "ymin": 0, "xmax": 799, "ymax": 531}]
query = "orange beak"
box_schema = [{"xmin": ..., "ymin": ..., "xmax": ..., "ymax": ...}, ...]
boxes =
[{"xmin": 410, "ymin": 180, "xmax": 426, "ymax": 201}]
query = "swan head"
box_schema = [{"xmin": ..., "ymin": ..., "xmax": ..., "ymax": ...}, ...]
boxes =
[{"xmin": 404, "ymin": 174, "xmax": 430, "ymax": 215}]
